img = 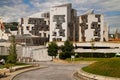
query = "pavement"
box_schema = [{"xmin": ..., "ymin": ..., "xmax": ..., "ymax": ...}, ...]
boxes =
[
  {"xmin": 12, "ymin": 61, "xmax": 88, "ymax": 80},
  {"xmin": 2, "ymin": 61, "xmax": 118, "ymax": 80}
]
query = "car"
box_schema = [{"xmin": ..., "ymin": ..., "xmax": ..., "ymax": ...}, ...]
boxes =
[{"xmin": 115, "ymin": 53, "xmax": 120, "ymax": 57}]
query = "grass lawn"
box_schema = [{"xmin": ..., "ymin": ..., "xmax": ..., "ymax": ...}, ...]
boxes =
[{"xmin": 82, "ymin": 58, "xmax": 120, "ymax": 78}]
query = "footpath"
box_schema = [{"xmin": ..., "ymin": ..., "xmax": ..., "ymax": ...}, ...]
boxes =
[{"xmin": 0, "ymin": 65, "xmax": 44, "ymax": 80}]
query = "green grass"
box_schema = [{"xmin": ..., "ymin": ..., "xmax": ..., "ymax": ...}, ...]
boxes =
[
  {"xmin": 66, "ymin": 58, "xmax": 107, "ymax": 61},
  {"xmin": 82, "ymin": 58, "xmax": 120, "ymax": 78},
  {"xmin": 15, "ymin": 63, "xmax": 29, "ymax": 66},
  {"xmin": 0, "ymin": 65, "xmax": 4, "ymax": 69},
  {"xmin": 0, "ymin": 63, "xmax": 29, "ymax": 69}
]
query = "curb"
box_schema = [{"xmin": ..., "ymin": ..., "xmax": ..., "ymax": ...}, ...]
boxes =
[
  {"xmin": 73, "ymin": 69, "xmax": 120, "ymax": 80},
  {"xmin": 11, "ymin": 66, "xmax": 47, "ymax": 80},
  {"xmin": 0, "ymin": 66, "xmax": 47, "ymax": 80}
]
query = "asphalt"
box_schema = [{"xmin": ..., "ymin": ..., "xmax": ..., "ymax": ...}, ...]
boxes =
[{"xmin": 12, "ymin": 61, "xmax": 88, "ymax": 80}]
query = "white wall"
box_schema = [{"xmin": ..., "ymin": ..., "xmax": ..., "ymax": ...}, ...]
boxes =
[
  {"xmin": 22, "ymin": 46, "xmax": 52, "ymax": 61},
  {"xmin": 50, "ymin": 6, "xmax": 68, "ymax": 42},
  {"xmin": 79, "ymin": 14, "xmax": 105, "ymax": 42}
]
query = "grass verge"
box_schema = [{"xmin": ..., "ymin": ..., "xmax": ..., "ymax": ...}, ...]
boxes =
[
  {"xmin": 0, "ymin": 62, "xmax": 29, "ymax": 69},
  {"xmin": 66, "ymin": 58, "xmax": 107, "ymax": 61},
  {"xmin": 82, "ymin": 58, "xmax": 120, "ymax": 78}
]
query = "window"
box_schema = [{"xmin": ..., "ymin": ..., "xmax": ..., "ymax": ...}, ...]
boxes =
[
  {"xmin": 31, "ymin": 27, "xmax": 34, "ymax": 30},
  {"xmin": 57, "ymin": 38, "xmax": 62, "ymax": 41},
  {"xmin": 39, "ymin": 33, "xmax": 41, "ymax": 37},
  {"xmin": 94, "ymin": 31, "xmax": 98, "ymax": 36},
  {"xmin": 44, "ymin": 21, "xmax": 46, "ymax": 24},
  {"xmin": 52, "ymin": 32, "xmax": 56, "ymax": 36},
  {"xmin": 44, "ymin": 33, "xmax": 46, "ymax": 37},
  {"xmin": 53, "ymin": 38, "xmax": 56, "ymax": 41},
  {"xmin": 98, "ymin": 24, "xmax": 100, "ymax": 27},
  {"xmin": 56, "ymin": 24, "xmax": 61, "ymax": 29},
  {"xmin": 26, "ymin": 26, "xmax": 29, "ymax": 30},
  {"xmin": 59, "ymin": 32, "xmax": 63, "ymax": 36},
  {"xmin": 21, "ymin": 18, "xmax": 24, "ymax": 24}
]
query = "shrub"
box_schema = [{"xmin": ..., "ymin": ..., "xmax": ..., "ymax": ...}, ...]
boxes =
[
  {"xmin": 77, "ymin": 53, "xmax": 115, "ymax": 58},
  {"xmin": 4, "ymin": 63, "xmax": 13, "ymax": 69},
  {"xmin": 59, "ymin": 52, "xmax": 66, "ymax": 60}
]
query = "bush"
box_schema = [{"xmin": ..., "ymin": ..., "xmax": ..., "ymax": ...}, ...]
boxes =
[
  {"xmin": 59, "ymin": 52, "xmax": 75, "ymax": 60},
  {"xmin": 4, "ymin": 63, "xmax": 13, "ymax": 69},
  {"xmin": 77, "ymin": 53, "xmax": 115, "ymax": 58},
  {"xmin": 59, "ymin": 52, "xmax": 66, "ymax": 60}
]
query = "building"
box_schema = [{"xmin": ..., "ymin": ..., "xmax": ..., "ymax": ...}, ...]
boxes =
[
  {"xmin": 18, "ymin": 12, "xmax": 50, "ymax": 45},
  {"xmin": 79, "ymin": 10, "xmax": 108, "ymax": 42},
  {"xmin": 50, "ymin": 3, "xmax": 78, "ymax": 42},
  {"xmin": 0, "ymin": 18, "xmax": 11, "ymax": 40},
  {"xmin": 109, "ymin": 29, "xmax": 120, "ymax": 41}
]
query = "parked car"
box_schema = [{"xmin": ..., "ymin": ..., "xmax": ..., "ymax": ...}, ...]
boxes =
[{"xmin": 115, "ymin": 53, "xmax": 120, "ymax": 57}]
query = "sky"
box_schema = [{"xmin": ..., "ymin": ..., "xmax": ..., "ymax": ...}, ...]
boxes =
[{"xmin": 0, "ymin": 0, "xmax": 120, "ymax": 33}]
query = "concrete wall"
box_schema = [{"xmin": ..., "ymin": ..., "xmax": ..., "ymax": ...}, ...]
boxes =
[{"xmin": 21, "ymin": 46, "xmax": 52, "ymax": 61}]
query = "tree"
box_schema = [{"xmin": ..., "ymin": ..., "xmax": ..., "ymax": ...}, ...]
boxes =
[
  {"xmin": 59, "ymin": 40, "xmax": 74, "ymax": 59},
  {"xmin": 7, "ymin": 35, "xmax": 17, "ymax": 64},
  {"xmin": 47, "ymin": 42, "xmax": 58, "ymax": 60}
]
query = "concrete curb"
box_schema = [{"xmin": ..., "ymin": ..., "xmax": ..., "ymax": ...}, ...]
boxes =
[
  {"xmin": 0, "ymin": 66, "xmax": 47, "ymax": 80},
  {"xmin": 73, "ymin": 69, "xmax": 120, "ymax": 80},
  {"xmin": 11, "ymin": 66, "xmax": 47, "ymax": 80}
]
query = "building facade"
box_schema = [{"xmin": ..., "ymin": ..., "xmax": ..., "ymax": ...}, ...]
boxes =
[
  {"xmin": 79, "ymin": 10, "xmax": 108, "ymax": 42},
  {"xmin": 0, "ymin": 18, "xmax": 11, "ymax": 40},
  {"xmin": 50, "ymin": 3, "xmax": 78, "ymax": 42},
  {"xmin": 18, "ymin": 12, "xmax": 50, "ymax": 45}
]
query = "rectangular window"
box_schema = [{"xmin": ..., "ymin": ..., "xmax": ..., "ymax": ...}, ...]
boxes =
[
  {"xmin": 39, "ymin": 33, "xmax": 41, "ymax": 37},
  {"xmin": 57, "ymin": 38, "xmax": 62, "ymax": 41},
  {"xmin": 53, "ymin": 38, "xmax": 56, "ymax": 41},
  {"xmin": 26, "ymin": 26, "xmax": 29, "ymax": 30},
  {"xmin": 44, "ymin": 33, "xmax": 46, "ymax": 37},
  {"xmin": 52, "ymin": 32, "xmax": 56, "ymax": 36}
]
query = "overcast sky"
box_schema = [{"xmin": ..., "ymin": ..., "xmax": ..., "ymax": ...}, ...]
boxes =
[{"xmin": 0, "ymin": 0, "xmax": 120, "ymax": 33}]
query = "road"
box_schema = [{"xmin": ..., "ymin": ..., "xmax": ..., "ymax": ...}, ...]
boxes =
[{"xmin": 13, "ymin": 62, "xmax": 88, "ymax": 80}]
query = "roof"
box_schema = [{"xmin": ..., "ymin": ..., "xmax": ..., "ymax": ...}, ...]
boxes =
[
  {"xmin": 83, "ymin": 9, "xmax": 94, "ymax": 15},
  {"xmin": 53, "ymin": 3, "xmax": 71, "ymax": 8}
]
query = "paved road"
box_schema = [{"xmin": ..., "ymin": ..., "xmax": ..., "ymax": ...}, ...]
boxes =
[{"xmin": 13, "ymin": 62, "xmax": 87, "ymax": 80}]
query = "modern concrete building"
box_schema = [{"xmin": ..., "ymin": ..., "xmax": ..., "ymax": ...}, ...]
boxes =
[
  {"xmin": 17, "ymin": 12, "xmax": 50, "ymax": 45},
  {"xmin": 79, "ymin": 10, "xmax": 108, "ymax": 42},
  {"xmin": 50, "ymin": 3, "xmax": 78, "ymax": 42}
]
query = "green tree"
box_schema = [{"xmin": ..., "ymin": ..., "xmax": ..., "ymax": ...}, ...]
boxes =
[
  {"xmin": 59, "ymin": 40, "xmax": 74, "ymax": 59},
  {"xmin": 47, "ymin": 42, "xmax": 58, "ymax": 60},
  {"xmin": 7, "ymin": 35, "xmax": 17, "ymax": 64}
]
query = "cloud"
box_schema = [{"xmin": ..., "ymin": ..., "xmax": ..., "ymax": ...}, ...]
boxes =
[
  {"xmin": 0, "ymin": 0, "xmax": 32, "ymax": 22},
  {"xmin": 0, "ymin": 0, "xmax": 119, "ymax": 31}
]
